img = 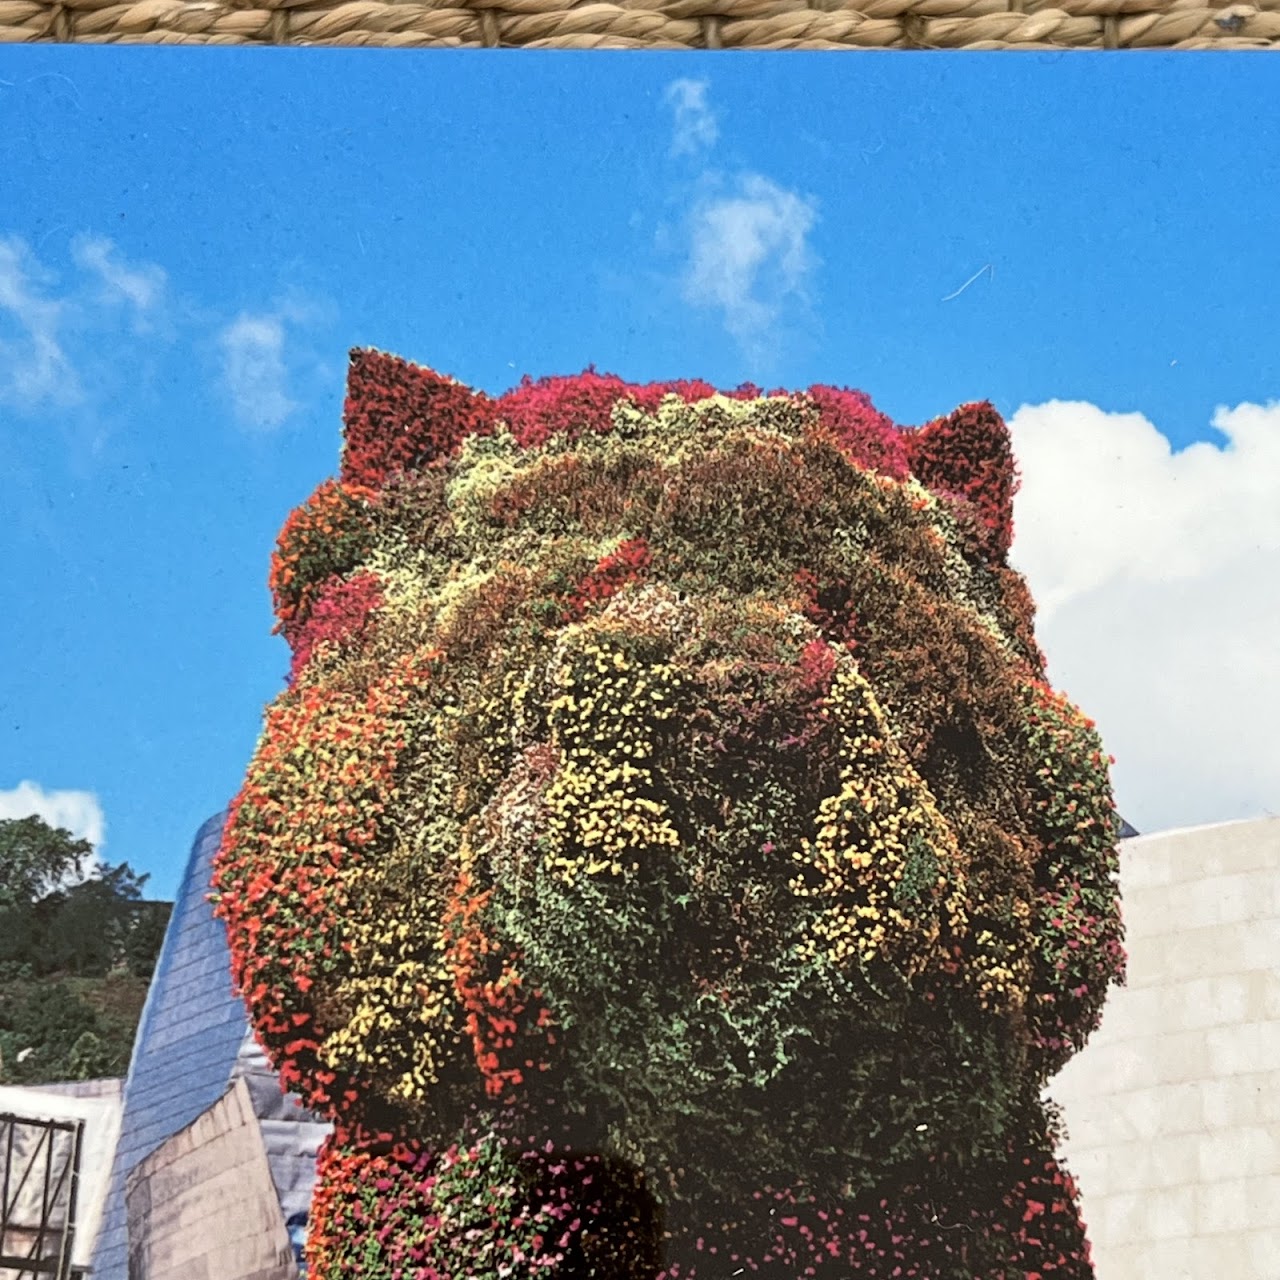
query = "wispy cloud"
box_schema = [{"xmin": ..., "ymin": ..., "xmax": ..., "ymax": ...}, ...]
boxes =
[
  {"xmin": 0, "ymin": 779, "xmax": 107, "ymax": 853},
  {"xmin": 0, "ymin": 236, "xmax": 82, "ymax": 410},
  {"xmin": 659, "ymin": 78, "xmax": 820, "ymax": 370},
  {"xmin": 1009, "ymin": 398, "xmax": 1280, "ymax": 834},
  {"xmin": 71, "ymin": 233, "xmax": 167, "ymax": 330},
  {"xmin": 0, "ymin": 234, "xmax": 168, "ymax": 413},
  {"xmin": 0, "ymin": 231, "xmax": 324, "ymax": 432},
  {"xmin": 217, "ymin": 310, "xmax": 299, "ymax": 431},
  {"xmin": 664, "ymin": 78, "xmax": 719, "ymax": 158},
  {"xmin": 682, "ymin": 174, "xmax": 819, "ymax": 363}
]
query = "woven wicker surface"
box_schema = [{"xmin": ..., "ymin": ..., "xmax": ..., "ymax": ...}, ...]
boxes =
[{"xmin": 4, "ymin": 0, "xmax": 1278, "ymax": 46}]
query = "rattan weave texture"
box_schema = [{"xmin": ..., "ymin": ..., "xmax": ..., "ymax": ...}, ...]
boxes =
[{"xmin": 6, "ymin": 0, "xmax": 1280, "ymax": 47}]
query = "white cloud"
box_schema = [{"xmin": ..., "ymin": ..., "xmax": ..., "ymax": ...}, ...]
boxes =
[
  {"xmin": 0, "ymin": 232, "xmax": 318, "ymax": 434},
  {"xmin": 217, "ymin": 311, "xmax": 299, "ymax": 430},
  {"xmin": 0, "ymin": 234, "xmax": 169, "ymax": 412},
  {"xmin": 664, "ymin": 78, "xmax": 719, "ymax": 157},
  {"xmin": 1008, "ymin": 399, "xmax": 1280, "ymax": 835},
  {"xmin": 0, "ymin": 780, "xmax": 106, "ymax": 852},
  {"xmin": 71, "ymin": 233, "xmax": 167, "ymax": 329},
  {"xmin": 0, "ymin": 236, "xmax": 82, "ymax": 409},
  {"xmin": 681, "ymin": 174, "xmax": 819, "ymax": 361},
  {"xmin": 653, "ymin": 79, "xmax": 820, "ymax": 367}
]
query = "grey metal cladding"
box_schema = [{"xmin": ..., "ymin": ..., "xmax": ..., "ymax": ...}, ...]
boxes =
[
  {"xmin": 91, "ymin": 810, "xmax": 250, "ymax": 1280},
  {"xmin": 232, "ymin": 1032, "xmax": 331, "ymax": 1232}
]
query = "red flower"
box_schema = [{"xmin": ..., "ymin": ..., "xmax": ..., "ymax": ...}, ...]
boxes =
[
  {"xmin": 806, "ymin": 385, "xmax": 910, "ymax": 479},
  {"xmin": 905, "ymin": 401, "xmax": 1019, "ymax": 563},
  {"xmin": 341, "ymin": 348, "xmax": 495, "ymax": 488}
]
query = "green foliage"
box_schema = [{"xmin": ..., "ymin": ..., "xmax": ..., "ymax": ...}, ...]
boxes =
[
  {"xmin": 67, "ymin": 1030, "xmax": 115, "ymax": 1080},
  {"xmin": 0, "ymin": 973, "xmax": 150, "ymax": 1085},
  {"xmin": 0, "ymin": 815, "xmax": 171, "ymax": 1085},
  {"xmin": 0, "ymin": 816, "xmax": 167, "ymax": 977},
  {"xmin": 0, "ymin": 814, "xmax": 92, "ymax": 909},
  {"xmin": 124, "ymin": 900, "xmax": 173, "ymax": 980}
]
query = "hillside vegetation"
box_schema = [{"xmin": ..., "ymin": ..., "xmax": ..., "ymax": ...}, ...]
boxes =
[{"xmin": 0, "ymin": 814, "xmax": 171, "ymax": 1085}]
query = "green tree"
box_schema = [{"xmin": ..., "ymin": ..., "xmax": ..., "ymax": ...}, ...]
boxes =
[
  {"xmin": 40, "ymin": 861, "xmax": 151, "ymax": 976},
  {"xmin": 0, "ymin": 814, "xmax": 92, "ymax": 906},
  {"xmin": 67, "ymin": 1029, "xmax": 116, "ymax": 1081},
  {"xmin": 0, "ymin": 814, "xmax": 173, "ymax": 1085},
  {"xmin": 0, "ymin": 981, "xmax": 105, "ymax": 1084},
  {"xmin": 123, "ymin": 899, "xmax": 172, "ymax": 980},
  {"xmin": 0, "ymin": 816, "xmax": 171, "ymax": 978},
  {"xmin": 0, "ymin": 815, "xmax": 93, "ymax": 970}
]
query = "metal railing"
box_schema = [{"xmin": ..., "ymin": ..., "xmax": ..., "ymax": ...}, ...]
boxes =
[{"xmin": 0, "ymin": 1112, "xmax": 83, "ymax": 1280}]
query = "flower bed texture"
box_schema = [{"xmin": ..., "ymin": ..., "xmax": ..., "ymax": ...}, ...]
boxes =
[{"xmin": 212, "ymin": 351, "xmax": 1125, "ymax": 1279}]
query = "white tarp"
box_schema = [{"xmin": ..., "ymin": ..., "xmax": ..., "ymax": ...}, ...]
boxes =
[{"xmin": 0, "ymin": 1084, "xmax": 124, "ymax": 1272}]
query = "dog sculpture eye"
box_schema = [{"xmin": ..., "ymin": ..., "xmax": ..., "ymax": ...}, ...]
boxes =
[{"xmin": 213, "ymin": 352, "xmax": 1124, "ymax": 1280}]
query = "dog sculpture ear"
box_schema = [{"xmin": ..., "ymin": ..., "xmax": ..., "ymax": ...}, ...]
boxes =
[
  {"xmin": 805, "ymin": 384, "xmax": 911, "ymax": 480},
  {"xmin": 905, "ymin": 401, "xmax": 1018, "ymax": 564},
  {"xmin": 340, "ymin": 348, "xmax": 493, "ymax": 489}
]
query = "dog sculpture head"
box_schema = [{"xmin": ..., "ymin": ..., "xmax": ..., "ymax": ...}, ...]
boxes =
[{"xmin": 213, "ymin": 352, "xmax": 1124, "ymax": 1277}]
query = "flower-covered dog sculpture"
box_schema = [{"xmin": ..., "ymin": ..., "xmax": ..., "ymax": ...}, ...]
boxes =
[{"xmin": 213, "ymin": 351, "xmax": 1125, "ymax": 1279}]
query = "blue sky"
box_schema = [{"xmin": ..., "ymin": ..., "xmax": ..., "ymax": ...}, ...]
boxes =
[{"xmin": 2, "ymin": 50, "xmax": 1277, "ymax": 899}]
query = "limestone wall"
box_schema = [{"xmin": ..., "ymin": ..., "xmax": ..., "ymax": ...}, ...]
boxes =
[
  {"xmin": 1050, "ymin": 816, "xmax": 1280, "ymax": 1279},
  {"xmin": 125, "ymin": 1078, "xmax": 297, "ymax": 1280}
]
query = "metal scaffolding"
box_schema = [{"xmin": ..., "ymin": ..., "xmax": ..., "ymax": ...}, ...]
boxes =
[{"xmin": 1, "ymin": 1111, "xmax": 84, "ymax": 1280}]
